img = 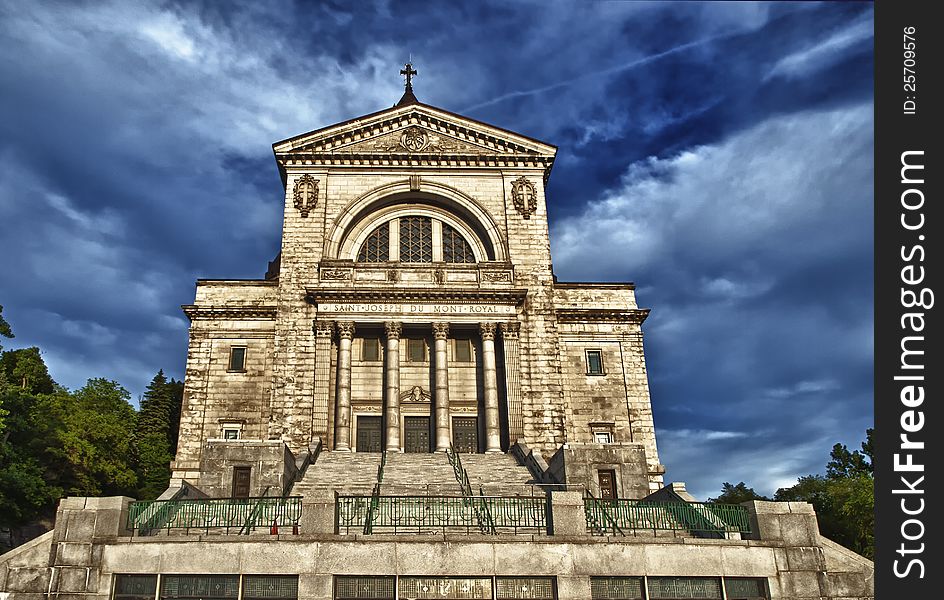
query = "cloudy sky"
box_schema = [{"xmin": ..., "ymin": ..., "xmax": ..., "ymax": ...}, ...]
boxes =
[{"xmin": 0, "ymin": 1, "xmax": 873, "ymax": 499}]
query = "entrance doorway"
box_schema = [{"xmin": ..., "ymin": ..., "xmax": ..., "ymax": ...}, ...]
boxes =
[
  {"xmin": 356, "ymin": 416, "xmax": 383, "ymax": 452},
  {"xmin": 232, "ymin": 466, "xmax": 251, "ymax": 498},
  {"xmin": 404, "ymin": 416, "xmax": 430, "ymax": 453},
  {"xmin": 452, "ymin": 416, "xmax": 478, "ymax": 453},
  {"xmin": 597, "ymin": 469, "xmax": 617, "ymax": 500}
]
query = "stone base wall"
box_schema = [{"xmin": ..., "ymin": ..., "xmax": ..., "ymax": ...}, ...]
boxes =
[
  {"xmin": 1, "ymin": 497, "xmax": 873, "ymax": 600},
  {"xmin": 196, "ymin": 440, "xmax": 298, "ymax": 497}
]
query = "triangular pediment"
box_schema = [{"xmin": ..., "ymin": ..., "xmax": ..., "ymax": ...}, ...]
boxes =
[{"xmin": 273, "ymin": 102, "xmax": 557, "ymax": 159}]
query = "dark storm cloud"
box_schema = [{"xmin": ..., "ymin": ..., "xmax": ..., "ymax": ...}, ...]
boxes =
[{"xmin": 0, "ymin": 1, "xmax": 873, "ymax": 497}]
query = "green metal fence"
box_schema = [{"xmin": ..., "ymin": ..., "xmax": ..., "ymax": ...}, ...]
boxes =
[
  {"xmin": 337, "ymin": 494, "xmax": 546, "ymax": 535},
  {"xmin": 127, "ymin": 496, "xmax": 303, "ymax": 535},
  {"xmin": 584, "ymin": 498, "xmax": 750, "ymax": 537}
]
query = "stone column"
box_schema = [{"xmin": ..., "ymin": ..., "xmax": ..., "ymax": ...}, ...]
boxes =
[
  {"xmin": 384, "ymin": 321, "xmax": 402, "ymax": 451},
  {"xmin": 480, "ymin": 322, "xmax": 502, "ymax": 453},
  {"xmin": 500, "ymin": 321, "xmax": 523, "ymax": 444},
  {"xmin": 334, "ymin": 321, "xmax": 355, "ymax": 451},
  {"xmin": 432, "ymin": 322, "xmax": 451, "ymax": 451},
  {"xmin": 312, "ymin": 320, "xmax": 334, "ymax": 442}
]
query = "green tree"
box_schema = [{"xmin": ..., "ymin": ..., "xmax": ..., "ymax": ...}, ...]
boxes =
[
  {"xmin": 708, "ymin": 481, "xmax": 770, "ymax": 504},
  {"xmin": 1, "ymin": 347, "xmax": 56, "ymax": 394},
  {"xmin": 0, "ymin": 304, "xmax": 13, "ymax": 342},
  {"xmin": 50, "ymin": 379, "xmax": 138, "ymax": 497},
  {"xmin": 134, "ymin": 371, "xmax": 175, "ymax": 499},
  {"xmin": 165, "ymin": 377, "xmax": 184, "ymax": 455}
]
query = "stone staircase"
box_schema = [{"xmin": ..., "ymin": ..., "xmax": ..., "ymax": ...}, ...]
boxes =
[
  {"xmin": 290, "ymin": 451, "xmax": 382, "ymax": 497},
  {"xmin": 291, "ymin": 450, "xmax": 538, "ymax": 498},
  {"xmin": 378, "ymin": 452, "xmax": 464, "ymax": 495},
  {"xmin": 459, "ymin": 453, "xmax": 538, "ymax": 496}
]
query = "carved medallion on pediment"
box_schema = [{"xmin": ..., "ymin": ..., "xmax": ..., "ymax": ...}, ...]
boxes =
[
  {"xmin": 338, "ymin": 128, "xmax": 489, "ymax": 155},
  {"xmin": 293, "ymin": 174, "xmax": 318, "ymax": 217},
  {"xmin": 511, "ymin": 177, "xmax": 537, "ymax": 219}
]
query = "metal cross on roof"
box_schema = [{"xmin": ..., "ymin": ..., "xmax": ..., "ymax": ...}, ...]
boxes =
[{"xmin": 400, "ymin": 62, "xmax": 417, "ymax": 91}]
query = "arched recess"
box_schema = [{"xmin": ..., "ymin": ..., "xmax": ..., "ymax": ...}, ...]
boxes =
[{"xmin": 325, "ymin": 180, "xmax": 508, "ymax": 262}]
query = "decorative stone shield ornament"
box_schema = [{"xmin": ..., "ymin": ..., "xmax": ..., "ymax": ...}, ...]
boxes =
[
  {"xmin": 399, "ymin": 127, "xmax": 430, "ymax": 152},
  {"xmin": 292, "ymin": 174, "xmax": 318, "ymax": 217},
  {"xmin": 510, "ymin": 176, "xmax": 537, "ymax": 219}
]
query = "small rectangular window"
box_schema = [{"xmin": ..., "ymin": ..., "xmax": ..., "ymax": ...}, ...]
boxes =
[
  {"xmin": 647, "ymin": 577, "xmax": 722, "ymax": 599},
  {"xmin": 496, "ymin": 577, "xmax": 555, "ymax": 599},
  {"xmin": 586, "ymin": 349, "xmax": 604, "ymax": 375},
  {"xmin": 115, "ymin": 575, "xmax": 158, "ymax": 600},
  {"xmin": 243, "ymin": 576, "xmax": 298, "ymax": 600},
  {"xmin": 723, "ymin": 578, "xmax": 769, "ymax": 600},
  {"xmin": 361, "ymin": 338, "xmax": 381, "ymax": 361},
  {"xmin": 160, "ymin": 576, "xmax": 239, "ymax": 600},
  {"xmin": 590, "ymin": 577, "xmax": 644, "ymax": 600},
  {"xmin": 228, "ymin": 347, "xmax": 246, "ymax": 371},
  {"xmin": 408, "ymin": 338, "xmax": 426, "ymax": 362},
  {"xmin": 454, "ymin": 339, "xmax": 472, "ymax": 362},
  {"xmin": 594, "ymin": 431, "xmax": 613, "ymax": 444},
  {"xmin": 223, "ymin": 428, "xmax": 240, "ymax": 440},
  {"xmin": 334, "ymin": 576, "xmax": 395, "ymax": 600}
]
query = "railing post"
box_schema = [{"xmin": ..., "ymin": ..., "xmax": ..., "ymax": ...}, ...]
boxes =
[{"xmin": 549, "ymin": 491, "xmax": 588, "ymax": 536}]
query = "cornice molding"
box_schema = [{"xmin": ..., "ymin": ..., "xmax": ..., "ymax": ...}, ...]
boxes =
[
  {"xmin": 555, "ymin": 308, "xmax": 650, "ymax": 324},
  {"xmin": 307, "ymin": 287, "xmax": 528, "ymax": 306},
  {"xmin": 181, "ymin": 305, "xmax": 278, "ymax": 321}
]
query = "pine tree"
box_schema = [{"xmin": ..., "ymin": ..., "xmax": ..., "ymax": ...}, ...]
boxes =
[
  {"xmin": 165, "ymin": 377, "xmax": 184, "ymax": 455},
  {"xmin": 134, "ymin": 370, "xmax": 174, "ymax": 499}
]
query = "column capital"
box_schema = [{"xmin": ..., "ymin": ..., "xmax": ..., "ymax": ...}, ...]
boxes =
[
  {"xmin": 314, "ymin": 320, "xmax": 334, "ymax": 338},
  {"xmin": 384, "ymin": 321, "xmax": 403, "ymax": 339},
  {"xmin": 336, "ymin": 321, "xmax": 356, "ymax": 340},
  {"xmin": 479, "ymin": 322, "xmax": 497, "ymax": 341},
  {"xmin": 432, "ymin": 322, "xmax": 450, "ymax": 340},
  {"xmin": 499, "ymin": 321, "xmax": 520, "ymax": 339}
]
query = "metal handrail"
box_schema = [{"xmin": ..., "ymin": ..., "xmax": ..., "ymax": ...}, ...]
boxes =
[
  {"xmin": 584, "ymin": 490, "xmax": 625, "ymax": 537},
  {"xmin": 337, "ymin": 493, "xmax": 546, "ymax": 535},
  {"xmin": 238, "ymin": 486, "xmax": 271, "ymax": 534},
  {"xmin": 583, "ymin": 497, "xmax": 750, "ymax": 537},
  {"xmin": 127, "ymin": 494, "xmax": 302, "ymax": 536}
]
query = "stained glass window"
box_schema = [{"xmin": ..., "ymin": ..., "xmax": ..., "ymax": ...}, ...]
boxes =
[
  {"xmin": 115, "ymin": 575, "xmax": 157, "ymax": 600},
  {"xmin": 723, "ymin": 578, "xmax": 769, "ymax": 600},
  {"xmin": 399, "ymin": 217, "xmax": 433, "ymax": 262},
  {"xmin": 442, "ymin": 223, "xmax": 475, "ymax": 263},
  {"xmin": 357, "ymin": 223, "xmax": 390, "ymax": 262},
  {"xmin": 334, "ymin": 576, "xmax": 395, "ymax": 600},
  {"xmin": 160, "ymin": 576, "xmax": 239, "ymax": 600},
  {"xmin": 647, "ymin": 577, "xmax": 722, "ymax": 599},
  {"xmin": 590, "ymin": 577, "xmax": 644, "ymax": 600}
]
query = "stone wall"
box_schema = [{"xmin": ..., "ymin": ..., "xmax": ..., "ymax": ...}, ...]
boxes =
[
  {"xmin": 0, "ymin": 497, "xmax": 873, "ymax": 600},
  {"xmin": 196, "ymin": 440, "xmax": 298, "ymax": 497}
]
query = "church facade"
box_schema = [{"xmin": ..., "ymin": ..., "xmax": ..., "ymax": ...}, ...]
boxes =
[{"xmin": 0, "ymin": 70, "xmax": 874, "ymax": 600}]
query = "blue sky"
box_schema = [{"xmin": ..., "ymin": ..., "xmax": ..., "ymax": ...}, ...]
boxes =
[{"xmin": 0, "ymin": 1, "xmax": 873, "ymax": 499}]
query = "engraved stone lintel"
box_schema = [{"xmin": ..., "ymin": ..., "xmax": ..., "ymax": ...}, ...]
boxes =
[
  {"xmin": 482, "ymin": 270, "xmax": 512, "ymax": 283},
  {"xmin": 293, "ymin": 174, "xmax": 319, "ymax": 217},
  {"xmin": 499, "ymin": 321, "xmax": 520, "ymax": 339},
  {"xmin": 336, "ymin": 321, "xmax": 355, "ymax": 339},
  {"xmin": 432, "ymin": 322, "xmax": 450, "ymax": 340},
  {"xmin": 320, "ymin": 268, "xmax": 351, "ymax": 281},
  {"xmin": 510, "ymin": 176, "xmax": 537, "ymax": 219},
  {"xmin": 384, "ymin": 321, "xmax": 403, "ymax": 339},
  {"xmin": 314, "ymin": 320, "xmax": 334, "ymax": 337},
  {"xmin": 479, "ymin": 322, "xmax": 497, "ymax": 341}
]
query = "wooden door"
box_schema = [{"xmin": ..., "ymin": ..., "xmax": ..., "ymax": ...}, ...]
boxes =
[
  {"xmin": 598, "ymin": 469, "xmax": 617, "ymax": 500},
  {"xmin": 356, "ymin": 416, "xmax": 383, "ymax": 452},
  {"xmin": 452, "ymin": 417, "xmax": 478, "ymax": 453},
  {"xmin": 404, "ymin": 416, "xmax": 430, "ymax": 453},
  {"xmin": 232, "ymin": 466, "xmax": 252, "ymax": 498}
]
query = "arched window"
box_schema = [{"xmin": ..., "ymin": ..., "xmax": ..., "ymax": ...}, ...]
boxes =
[
  {"xmin": 399, "ymin": 217, "xmax": 433, "ymax": 263},
  {"xmin": 442, "ymin": 223, "xmax": 475, "ymax": 263},
  {"xmin": 356, "ymin": 223, "xmax": 389, "ymax": 262},
  {"xmin": 355, "ymin": 216, "xmax": 479, "ymax": 264}
]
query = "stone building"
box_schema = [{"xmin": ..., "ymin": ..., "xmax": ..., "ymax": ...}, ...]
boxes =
[{"xmin": 0, "ymin": 68, "xmax": 874, "ymax": 600}]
